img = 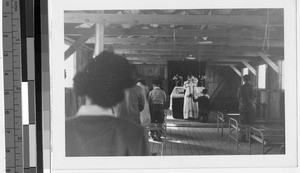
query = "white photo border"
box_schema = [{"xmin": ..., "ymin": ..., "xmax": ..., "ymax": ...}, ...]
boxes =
[{"xmin": 49, "ymin": 0, "xmax": 298, "ymax": 171}]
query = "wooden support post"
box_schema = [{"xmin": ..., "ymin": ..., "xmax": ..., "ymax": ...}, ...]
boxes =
[
  {"xmin": 94, "ymin": 22, "xmax": 104, "ymax": 57},
  {"xmin": 242, "ymin": 60, "xmax": 256, "ymax": 75},
  {"xmin": 260, "ymin": 53, "xmax": 279, "ymax": 73},
  {"xmin": 230, "ymin": 65, "xmax": 242, "ymax": 77},
  {"xmin": 64, "ymin": 25, "xmax": 95, "ymax": 60}
]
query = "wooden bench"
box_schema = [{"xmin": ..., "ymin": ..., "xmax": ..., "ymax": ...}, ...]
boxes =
[{"xmin": 248, "ymin": 125, "xmax": 285, "ymax": 154}]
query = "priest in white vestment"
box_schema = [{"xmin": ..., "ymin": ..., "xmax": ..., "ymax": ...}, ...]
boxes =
[{"xmin": 183, "ymin": 75, "xmax": 199, "ymax": 119}]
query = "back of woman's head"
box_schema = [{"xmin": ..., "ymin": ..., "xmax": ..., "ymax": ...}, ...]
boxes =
[
  {"xmin": 136, "ymin": 78, "xmax": 146, "ymax": 86},
  {"xmin": 73, "ymin": 51, "xmax": 135, "ymax": 107}
]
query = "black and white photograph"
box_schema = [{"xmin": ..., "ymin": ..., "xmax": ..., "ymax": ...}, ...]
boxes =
[{"xmin": 50, "ymin": 0, "xmax": 297, "ymax": 171}]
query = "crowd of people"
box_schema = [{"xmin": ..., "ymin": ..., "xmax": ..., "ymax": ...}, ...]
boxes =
[{"xmin": 65, "ymin": 51, "xmax": 256, "ymax": 156}]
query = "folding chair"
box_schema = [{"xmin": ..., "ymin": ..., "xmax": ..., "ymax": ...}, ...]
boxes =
[
  {"xmin": 148, "ymin": 113, "xmax": 167, "ymax": 156},
  {"xmin": 249, "ymin": 126, "xmax": 285, "ymax": 154},
  {"xmin": 228, "ymin": 118, "xmax": 248, "ymax": 150},
  {"xmin": 216, "ymin": 111, "xmax": 226, "ymax": 137}
]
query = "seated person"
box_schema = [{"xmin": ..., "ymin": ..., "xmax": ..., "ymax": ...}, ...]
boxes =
[
  {"xmin": 148, "ymin": 79, "xmax": 166, "ymax": 141},
  {"xmin": 66, "ymin": 51, "xmax": 149, "ymax": 156},
  {"xmin": 193, "ymin": 89, "xmax": 210, "ymax": 123}
]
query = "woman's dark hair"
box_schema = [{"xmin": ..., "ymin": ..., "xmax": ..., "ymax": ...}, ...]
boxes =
[
  {"xmin": 136, "ymin": 78, "xmax": 146, "ymax": 86},
  {"xmin": 73, "ymin": 51, "xmax": 135, "ymax": 107}
]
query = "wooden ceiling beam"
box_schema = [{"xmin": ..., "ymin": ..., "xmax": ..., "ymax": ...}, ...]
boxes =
[
  {"xmin": 64, "ymin": 25, "xmax": 95, "ymax": 60},
  {"xmin": 126, "ymin": 56, "xmax": 249, "ymax": 62},
  {"xmin": 64, "ymin": 13, "xmax": 282, "ymax": 26},
  {"xmin": 230, "ymin": 65, "xmax": 242, "ymax": 77},
  {"xmin": 127, "ymin": 59, "xmax": 248, "ymax": 65},
  {"xmin": 84, "ymin": 37, "xmax": 283, "ymax": 47},
  {"xmin": 211, "ymin": 59, "xmax": 249, "ymax": 62},
  {"xmin": 129, "ymin": 61, "xmax": 241, "ymax": 65},
  {"xmin": 260, "ymin": 53, "xmax": 279, "ymax": 73},
  {"xmin": 65, "ymin": 25, "xmax": 283, "ymax": 39},
  {"xmin": 122, "ymin": 53, "xmax": 260, "ymax": 59},
  {"xmin": 127, "ymin": 57, "xmax": 168, "ymax": 61},
  {"xmin": 130, "ymin": 61, "xmax": 244, "ymax": 66},
  {"xmin": 130, "ymin": 61, "xmax": 167, "ymax": 65},
  {"xmin": 102, "ymin": 44, "xmax": 284, "ymax": 53},
  {"xmin": 208, "ymin": 63, "xmax": 240, "ymax": 66},
  {"xmin": 127, "ymin": 58, "xmax": 167, "ymax": 65},
  {"xmin": 242, "ymin": 60, "xmax": 256, "ymax": 75},
  {"xmin": 207, "ymin": 61, "xmax": 241, "ymax": 65},
  {"xmin": 114, "ymin": 50, "xmax": 283, "ymax": 57}
]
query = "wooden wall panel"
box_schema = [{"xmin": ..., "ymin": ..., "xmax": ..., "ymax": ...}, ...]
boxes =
[
  {"xmin": 256, "ymin": 90, "xmax": 268, "ymax": 118},
  {"xmin": 206, "ymin": 66, "xmax": 240, "ymax": 112},
  {"xmin": 134, "ymin": 64, "xmax": 168, "ymax": 93},
  {"xmin": 265, "ymin": 60, "xmax": 282, "ymax": 120},
  {"xmin": 268, "ymin": 91, "xmax": 281, "ymax": 119}
]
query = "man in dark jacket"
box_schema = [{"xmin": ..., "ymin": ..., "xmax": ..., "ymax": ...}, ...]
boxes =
[{"xmin": 237, "ymin": 75, "xmax": 257, "ymax": 125}]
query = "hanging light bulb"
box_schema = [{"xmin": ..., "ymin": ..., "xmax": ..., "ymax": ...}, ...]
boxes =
[
  {"xmin": 198, "ymin": 37, "xmax": 213, "ymax": 44},
  {"xmin": 186, "ymin": 55, "xmax": 195, "ymax": 60}
]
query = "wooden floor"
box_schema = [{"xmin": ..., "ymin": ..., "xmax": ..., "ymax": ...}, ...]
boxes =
[{"xmin": 148, "ymin": 112, "xmax": 285, "ymax": 156}]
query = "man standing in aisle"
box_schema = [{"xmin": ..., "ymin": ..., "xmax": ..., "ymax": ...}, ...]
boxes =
[{"xmin": 237, "ymin": 75, "xmax": 256, "ymax": 140}]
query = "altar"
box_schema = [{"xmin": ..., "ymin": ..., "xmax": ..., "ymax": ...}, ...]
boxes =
[
  {"xmin": 169, "ymin": 86, "xmax": 205, "ymax": 119},
  {"xmin": 169, "ymin": 86, "xmax": 184, "ymax": 119}
]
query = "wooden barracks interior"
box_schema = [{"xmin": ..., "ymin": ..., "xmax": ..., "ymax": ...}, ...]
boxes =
[{"xmin": 64, "ymin": 9, "xmax": 285, "ymax": 155}]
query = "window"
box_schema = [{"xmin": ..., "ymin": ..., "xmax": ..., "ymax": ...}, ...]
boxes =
[
  {"xmin": 241, "ymin": 68, "xmax": 249, "ymax": 84},
  {"xmin": 258, "ymin": 64, "xmax": 267, "ymax": 89},
  {"xmin": 64, "ymin": 43, "xmax": 76, "ymax": 88},
  {"xmin": 242, "ymin": 68, "xmax": 249, "ymax": 75}
]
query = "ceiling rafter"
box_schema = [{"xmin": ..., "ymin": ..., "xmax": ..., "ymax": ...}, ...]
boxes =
[
  {"xmin": 113, "ymin": 50, "xmax": 282, "ymax": 58},
  {"xmin": 64, "ymin": 9, "xmax": 284, "ymax": 65},
  {"xmin": 100, "ymin": 44, "xmax": 284, "ymax": 53},
  {"xmin": 64, "ymin": 25, "xmax": 95, "ymax": 60},
  {"xmin": 65, "ymin": 25, "xmax": 283, "ymax": 39},
  {"xmin": 82, "ymin": 37, "xmax": 283, "ymax": 47}
]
